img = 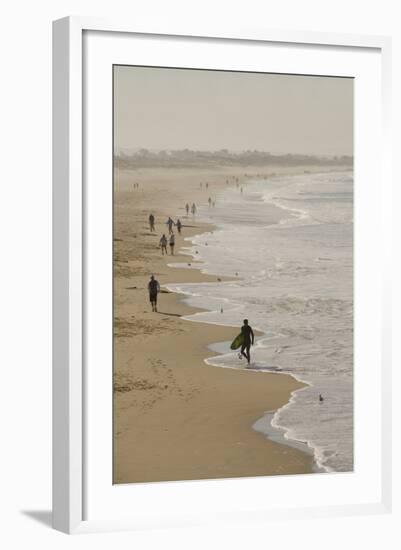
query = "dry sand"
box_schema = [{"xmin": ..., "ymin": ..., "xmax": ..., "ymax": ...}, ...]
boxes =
[{"xmin": 113, "ymin": 165, "xmax": 324, "ymax": 483}]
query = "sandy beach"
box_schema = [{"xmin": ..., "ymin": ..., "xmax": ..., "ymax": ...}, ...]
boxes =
[{"xmin": 113, "ymin": 165, "xmax": 325, "ymax": 483}]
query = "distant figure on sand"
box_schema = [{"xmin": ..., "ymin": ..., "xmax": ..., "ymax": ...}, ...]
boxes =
[
  {"xmin": 191, "ymin": 203, "xmax": 197, "ymax": 215},
  {"xmin": 169, "ymin": 233, "xmax": 175, "ymax": 255},
  {"xmin": 240, "ymin": 319, "xmax": 255, "ymax": 364},
  {"xmin": 166, "ymin": 217, "xmax": 175, "ymax": 234},
  {"xmin": 159, "ymin": 234, "xmax": 168, "ymax": 255},
  {"xmin": 148, "ymin": 275, "xmax": 160, "ymax": 312},
  {"xmin": 208, "ymin": 197, "xmax": 212, "ymax": 207},
  {"xmin": 185, "ymin": 203, "xmax": 190, "ymax": 215},
  {"xmin": 176, "ymin": 219, "xmax": 182, "ymax": 234},
  {"xmin": 149, "ymin": 213, "xmax": 155, "ymax": 232}
]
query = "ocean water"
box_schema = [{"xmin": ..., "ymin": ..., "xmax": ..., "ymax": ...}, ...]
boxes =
[{"xmin": 167, "ymin": 171, "xmax": 353, "ymax": 473}]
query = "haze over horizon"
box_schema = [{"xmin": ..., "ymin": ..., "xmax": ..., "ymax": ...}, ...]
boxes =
[{"xmin": 114, "ymin": 66, "xmax": 353, "ymax": 157}]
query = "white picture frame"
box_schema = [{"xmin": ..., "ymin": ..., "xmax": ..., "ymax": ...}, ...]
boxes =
[{"xmin": 52, "ymin": 16, "xmax": 392, "ymax": 534}]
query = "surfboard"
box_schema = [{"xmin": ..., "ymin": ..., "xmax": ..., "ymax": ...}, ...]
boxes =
[{"xmin": 230, "ymin": 333, "xmax": 244, "ymax": 350}]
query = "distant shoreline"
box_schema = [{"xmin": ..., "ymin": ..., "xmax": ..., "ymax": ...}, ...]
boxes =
[{"xmin": 115, "ymin": 150, "xmax": 353, "ymax": 171}]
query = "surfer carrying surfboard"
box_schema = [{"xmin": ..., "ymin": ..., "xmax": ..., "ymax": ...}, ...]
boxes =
[
  {"xmin": 229, "ymin": 319, "xmax": 255, "ymax": 364},
  {"xmin": 240, "ymin": 319, "xmax": 254, "ymax": 364}
]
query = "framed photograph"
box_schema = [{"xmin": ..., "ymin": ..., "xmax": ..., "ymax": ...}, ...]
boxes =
[{"xmin": 52, "ymin": 17, "xmax": 392, "ymax": 534}]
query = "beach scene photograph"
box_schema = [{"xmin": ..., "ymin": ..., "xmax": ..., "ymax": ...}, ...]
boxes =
[{"xmin": 113, "ymin": 65, "xmax": 353, "ymax": 483}]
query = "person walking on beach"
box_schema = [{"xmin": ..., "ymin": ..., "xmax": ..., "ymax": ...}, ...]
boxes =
[
  {"xmin": 176, "ymin": 219, "xmax": 182, "ymax": 235},
  {"xmin": 191, "ymin": 203, "xmax": 197, "ymax": 215},
  {"xmin": 166, "ymin": 216, "xmax": 175, "ymax": 234},
  {"xmin": 149, "ymin": 213, "xmax": 155, "ymax": 232},
  {"xmin": 159, "ymin": 234, "xmax": 168, "ymax": 255},
  {"xmin": 208, "ymin": 197, "xmax": 212, "ymax": 208},
  {"xmin": 148, "ymin": 275, "xmax": 160, "ymax": 312},
  {"xmin": 169, "ymin": 233, "xmax": 175, "ymax": 255},
  {"xmin": 185, "ymin": 203, "xmax": 190, "ymax": 216},
  {"xmin": 240, "ymin": 319, "xmax": 255, "ymax": 365}
]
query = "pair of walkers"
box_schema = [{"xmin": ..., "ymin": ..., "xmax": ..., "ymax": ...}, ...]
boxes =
[
  {"xmin": 166, "ymin": 217, "xmax": 182, "ymax": 235},
  {"xmin": 159, "ymin": 233, "xmax": 175, "ymax": 255},
  {"xmin": 185, "ymin": 203, "xmax": 197, "ymax": 216}
]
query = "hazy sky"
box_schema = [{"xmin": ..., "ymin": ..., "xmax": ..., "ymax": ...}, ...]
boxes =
[{"xmin": 114, "ymin": 65, "xmax": 353, "ymax": 156}]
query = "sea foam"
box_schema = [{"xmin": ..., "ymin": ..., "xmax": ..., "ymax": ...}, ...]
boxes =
[{"xmin": 167, "ymin": 170, "xmax": 353, "ymax": 473}]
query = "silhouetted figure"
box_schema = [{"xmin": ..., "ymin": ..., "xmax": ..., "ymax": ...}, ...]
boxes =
[
  {"xmin": 169, "ymin": 233, "xmax": 175, "ymax": 255},
  {"xmin": 176, "ymin": 219, "xmax": 182, "ymax": 234},
  {"xmin": 149, "ymin": 213, "xmax": 155, "ymax": 232},
  {"xmin": 159, "ymin": 234, "xmax": 167, "ymax": 255},
  {"xmin": 148, "ymin": 275, "xmax": 160, "ymax": 312},
  {"xmin": 166, "ymin": 217, "xmax": 174, "ymax": 234},
  {"xmin": 240, "ymin": 319, "xmax": 255, "ymax": 364}
]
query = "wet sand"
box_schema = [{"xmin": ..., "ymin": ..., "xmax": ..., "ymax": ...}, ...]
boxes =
[{"xmin": 113, "ymin": 165, "xmax": 317, "ymax": 483}]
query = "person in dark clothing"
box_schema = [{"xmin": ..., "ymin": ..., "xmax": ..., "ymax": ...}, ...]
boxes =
[
  {"xmin": 240, "ymin": 319, "xmax": 254, "ymax": 364},
  {"xmin": 149, "ymin": 213, "xmax": 155, "ymax": 232},
  {"xmin": 169, "ymin": 233, "xmax": 175, "ymax": 255},
  {"xmin": 148, "ymin": 275, "xmax": 160, "ymax": 312},
  {"xmin": 166, "ymin": 217, "xmax": 175, "ymax": 234},
  {"xmin": 159, "ymin": 234, "xmax": 168, "ymax": 255},
  {"xmin": 176, "ymin": 219, "xmax": 182, "ymax": 234}
]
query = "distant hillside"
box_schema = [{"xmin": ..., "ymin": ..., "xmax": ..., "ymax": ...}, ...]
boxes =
[{"xmin": 114, "ymin": 149, "xmax": 353, "ymax": 170}]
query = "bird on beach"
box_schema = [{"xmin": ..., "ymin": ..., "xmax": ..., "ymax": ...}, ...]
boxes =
[{"xmin": 319, "ymin": 394, "xmax": 324, "ymax": 402}]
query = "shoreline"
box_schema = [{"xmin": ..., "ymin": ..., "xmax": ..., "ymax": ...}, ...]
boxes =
[
  {"xmin": 113, "ymin": 165, "xmax": 318, "ymax": 483},
  {"xmin": 164, "ymin": 229, "xmax": 326, "ymax": 471}
]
